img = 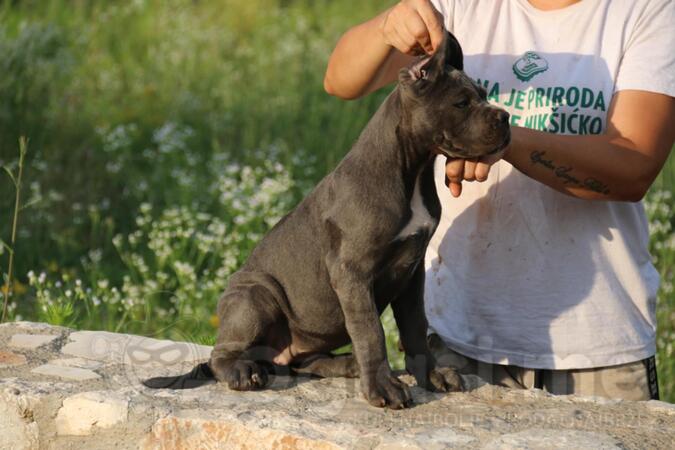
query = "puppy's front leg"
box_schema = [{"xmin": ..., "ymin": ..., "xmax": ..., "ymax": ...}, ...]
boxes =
[
  {"xmin": 392, "ymin": 265, "xmax": 463, "ymax": 393},
  {"xmin": 327, "ymin": 254, "xmax": 412, "ymax": 409}
]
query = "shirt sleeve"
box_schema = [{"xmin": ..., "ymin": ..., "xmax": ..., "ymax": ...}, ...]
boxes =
[
  {"xmin": 614, "ymin": 0, "xmax": 675, "ymax": 97},
  {"xmin": 429, "ymin": 0, "xmax": 457, "ymax": 33}
]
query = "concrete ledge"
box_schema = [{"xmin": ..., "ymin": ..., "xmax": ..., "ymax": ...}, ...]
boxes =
[{"xmin": 0, "ymin": 321, "xmax": 673, "ymax": 449}]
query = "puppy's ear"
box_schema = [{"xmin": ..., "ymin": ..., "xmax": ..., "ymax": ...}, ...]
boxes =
[
  {"xmin": 428, "ymin": 30, "xmax": 464, "ymax": 73},
  {"xmin": 398, "ymin": 30, "xmax": 463, "ymax": 86},
  {"xmin": 399, "ymin": 55, "xmax": 433, "ymax": 85},
  {"xmin": 441, "ymin": 30, "xmax": 464, "ymax": 71}
]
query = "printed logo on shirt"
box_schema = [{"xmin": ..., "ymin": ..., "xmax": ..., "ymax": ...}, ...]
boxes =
[
  {"xmin": 475, "ymin": 78, "xmax": 608, "ymax": 135},
  {"xmin": 513, "ymin": 52, "xmax": 549, "ymax": 82}
]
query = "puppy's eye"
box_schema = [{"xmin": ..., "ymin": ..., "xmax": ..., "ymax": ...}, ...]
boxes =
[
  {"xmin": 453, "ymin": 99, "xmax": 470, "ymax": 109},
  {"xmin": 419, "ymin": 69, "xmax": 428, "ymax": 79}
]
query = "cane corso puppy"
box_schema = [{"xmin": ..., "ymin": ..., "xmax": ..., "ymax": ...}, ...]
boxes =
[{"xmin": 144, "ymin": 31, "xmax": 510, "ymax": 409}]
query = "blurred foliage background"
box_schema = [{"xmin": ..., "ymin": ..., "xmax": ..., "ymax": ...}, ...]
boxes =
[{"xmin": 0, "ymin": 0, "xmax": 672, "ymax": 401}]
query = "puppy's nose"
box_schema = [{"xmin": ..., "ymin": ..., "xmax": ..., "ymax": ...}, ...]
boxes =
[{"xmin": 497, "ymin": 110, "xmax": 510, "ymax": 125}]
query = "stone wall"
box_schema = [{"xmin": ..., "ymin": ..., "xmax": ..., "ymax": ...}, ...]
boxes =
[{"xmin": 1, "ymin": 321, "xmax": 673, "ymax": 449}]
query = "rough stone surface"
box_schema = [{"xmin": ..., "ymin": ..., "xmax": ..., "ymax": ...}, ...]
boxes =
[
  {"xmin": 0, "ymin": 383, "xmax": 40, "ymax": 450},
  {"xmin": 50, "ymin": 357, "xmax": 104, "ymax": 371},
  {"xmin": 0, "ymin": 322, "xmax": 673, "ymax": 449},
  {"xmin": 56, "ymin": 391, "xmax": 129, "ymax": 435},
  {"xmin": 31, "ymin": 363, "xmax": 102, "ymax": 381},
  {"xmin": 10, "ymin": 333, "xmax": 59, "ymax": 349},
  {"xmin": 0, "ymin": 350, "xmax": 27, "ymax": 368},
  {"xmin": 60, "ymin": 329, "xmax": 211, "ymax": 365},
  {"xmin": 482, "ymin": 429, "xmax": 620, "ymax": 449}
]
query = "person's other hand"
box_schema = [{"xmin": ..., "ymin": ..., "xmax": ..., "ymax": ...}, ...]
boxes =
[
  {"xmin": 444, "ymin": 151, "xmax": 504, "ymax": 197},
  {"xmin": 380, "ymin": 0, "xmax": 444, "ymax": 56}
]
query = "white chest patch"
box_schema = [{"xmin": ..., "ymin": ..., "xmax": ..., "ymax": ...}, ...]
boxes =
[{"xmin": 395, "ymin": 174, "xmax": 435, "ymax": 240}]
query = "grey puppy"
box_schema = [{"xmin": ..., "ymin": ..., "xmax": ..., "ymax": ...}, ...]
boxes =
[{"xmin": 144, "ymin": 31, "xmax": 510, "ymax": 409}]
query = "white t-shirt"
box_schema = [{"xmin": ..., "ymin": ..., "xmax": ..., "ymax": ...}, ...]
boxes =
[{"xmin": 425, "ymin": 0, "xmax": 674, "ymax": 370}]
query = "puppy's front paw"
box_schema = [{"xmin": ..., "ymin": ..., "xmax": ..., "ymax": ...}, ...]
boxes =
[
  {"xmin": 427, "ymin": 367, "xmax": 463, "ymax": 393},
  {"xmin": 212, "ymin": 359, "xmax": 269, "ymax": 391},
  {"xmin": 363, "ymin": 372, "xmax": 413, "ymax": 409}
]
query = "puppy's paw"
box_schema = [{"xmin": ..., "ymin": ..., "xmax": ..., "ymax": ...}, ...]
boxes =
[
  {"xmin": 363, "ymin": 373, "xmax": 413, "ymax": 409},
  {"xmin": 427, "ymin": 367, "xmax": 463, "ymax": 393},
  {"xmin": 213, "ymin": 359, "xmax": 269, "ymax": 391}
]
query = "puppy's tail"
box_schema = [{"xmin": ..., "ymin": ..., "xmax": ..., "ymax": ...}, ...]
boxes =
[{"xmin": 142, "ymin": 362, "xmax": 215, "ymax": 389}]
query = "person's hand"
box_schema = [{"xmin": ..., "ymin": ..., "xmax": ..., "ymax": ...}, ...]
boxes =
[
  {"xmin": 444, "ymin": 152, "xmax": 504, "ymax": 197},
  {"xmin": 380, "ymin": 0, "xmax": 444, "ymax": 56}
]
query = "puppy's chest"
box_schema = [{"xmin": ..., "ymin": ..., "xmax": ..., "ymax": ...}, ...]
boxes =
[
  {"xmin": 382, "ymin": 173, "xmax": 439, "ymax": 273},
  {"xmin": 395, "ymin": 174, "xmax": 439, "ymax": 241},
  {"xmin": 374, "ymin": 172, "xmax": 439, "ymax": 300}
]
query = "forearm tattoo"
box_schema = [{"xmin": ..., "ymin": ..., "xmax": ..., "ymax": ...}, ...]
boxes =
[{"xmin": 530, "ymin": 150, "xmax": 610, "ymax": 195}]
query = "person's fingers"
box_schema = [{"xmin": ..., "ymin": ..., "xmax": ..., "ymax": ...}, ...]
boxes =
[
  {"xmin": 463, "ymin": 159, "xmax": 478, "ymax": 181},
  {"xmin": 445, "ymin": 159, "xmax": 464, "ymax": 197},
  {"xmin": 449, "ymin": 181, "xmax": 462, "ymax": 197},
  {"xmin": 394, "ymin": 20, "xmax": 423, "ymax": 55},
  {"xmin": 403, "ymin": 10, "xmax": 434, "ymax": 54},
  {"xmin": 384, "ymin": 7, "xmax": 425, "ymax": 55},
  {"xmin": 445, "ymin": 158, "xmax": 465, "ymax": 184},
  {"xmin": 474, "ymin": 149, "xmax": 506, "ymax": 181},
  {"xmin": 383, "ymin": 1, "xmax": 443, "ymax": 55},
  {"xmin": 415, "ymin": 0, "xmax": 445, "ymax": 52},
  {"xmin": 381, "ymin": 8, "xmax": 405, "ymax": 49},
  {"xmin": 384, "ymin": 23, "xmax": 413, "ymax": 55},
  {"xmin": 474, "ymin": 161, "xmax": 493, "ymax": 182},
  {"xmin": 444, "ymin": 173, "xmax": 462, "ymax": 197},
  {"xmin": 390, "ymin": 31, "xmax": 412, "ymax": 55}
]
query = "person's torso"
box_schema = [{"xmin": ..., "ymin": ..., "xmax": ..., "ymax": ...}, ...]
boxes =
[{"xmin": 424, "ymin": 0, "xmax": 659, "ymax": 369}]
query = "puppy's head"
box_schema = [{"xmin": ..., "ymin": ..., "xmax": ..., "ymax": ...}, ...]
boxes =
[{"xmin": 398, "ymin": 31, "xmax": 510, "ymax": 159}]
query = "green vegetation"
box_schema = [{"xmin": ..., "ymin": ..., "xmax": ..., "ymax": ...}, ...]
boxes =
[{"xmin": 0, "ymin": 0, "xmax": 672, "ymax": 401}]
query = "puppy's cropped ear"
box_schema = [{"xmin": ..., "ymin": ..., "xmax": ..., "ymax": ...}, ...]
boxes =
[
  {"xmin": 441, "ymin": 30, "xmax": 464, "ymax": 71},
  {"xmin": 398, "ymin": 30, "xmax": 464, "ymax": 86},
  {"xmin": 399, "ymin": 55, "xmax": 433, "ymax": 85},
  {"xmin": 428, "ymin": 30, "xmax": 464, "ymax": 73}
]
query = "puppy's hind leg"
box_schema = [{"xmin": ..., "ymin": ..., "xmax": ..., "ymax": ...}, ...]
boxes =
[
  {"xmin": 293, "ymin": 353, "xmax": 359, "ymax": 378},
  {"xmin": 209, "ymin": 272, "xmax": 286, "ymax": 391}
]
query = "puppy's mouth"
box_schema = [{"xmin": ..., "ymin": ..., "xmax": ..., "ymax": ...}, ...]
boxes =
[
  {"xmin": 487, "ymin": 133, "xmax": 511, "ymax": 155},
  {"xmin": 438, "ymin": 132, "xmax": 510, "ymax": 158},
  {"xmin": 436, "ymin": 142, "xmax": 464, "ymax": 158}
]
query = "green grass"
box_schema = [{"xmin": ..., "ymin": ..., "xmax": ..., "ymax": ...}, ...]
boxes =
[{"xmin": 0, "ymin": 0, "xmax": 672, "ymax": 402}]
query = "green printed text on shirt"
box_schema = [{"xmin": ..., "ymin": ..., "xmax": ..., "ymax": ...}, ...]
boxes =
[{"xmin": 476, "ymin": 79, "xmax": 608, "ymax": 135}]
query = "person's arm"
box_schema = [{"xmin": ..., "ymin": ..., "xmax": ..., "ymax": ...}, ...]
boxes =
[
  {"xmin": 324, "ymin": 0, "xmax": 444, "ymax": 100},
  {"xmin": 446, "ymin": 91, "xmax": 674, "ymax": 200},
  {"xmin": 504, "ymin": 90, "xmax": 674, "ymax": 201}
]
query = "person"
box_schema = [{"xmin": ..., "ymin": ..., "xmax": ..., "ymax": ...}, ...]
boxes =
[{"xmin": 324, "ymin": 0, "xmax": 674, "ymax": 400}]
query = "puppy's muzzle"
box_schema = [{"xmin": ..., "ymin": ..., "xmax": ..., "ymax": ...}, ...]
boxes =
[{"xmin": 492, "ymin": 110, "xmax": 510, "ymax": 130}]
